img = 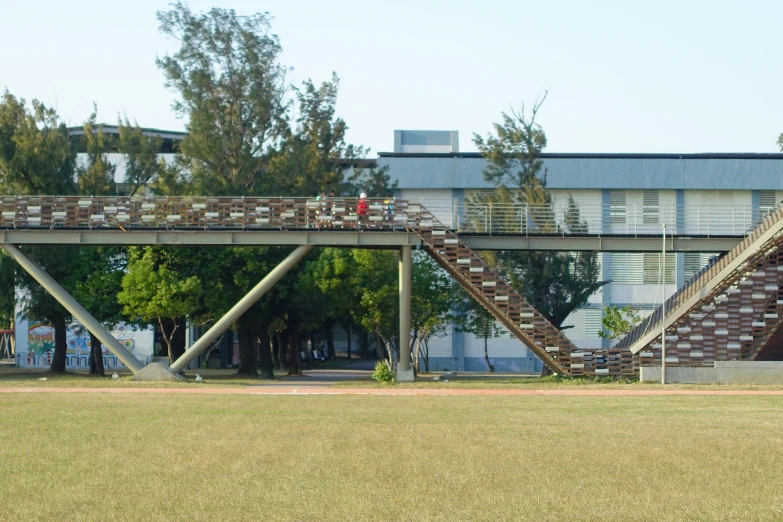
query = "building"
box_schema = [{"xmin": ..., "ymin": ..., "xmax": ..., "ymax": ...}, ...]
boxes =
[{"xmin": 381, "ymin": 130, "xmax": 783, "ymax": 372}]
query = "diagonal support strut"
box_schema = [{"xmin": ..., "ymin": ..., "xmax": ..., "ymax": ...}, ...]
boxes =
[
  {"xmin": 1, "ymin": 243, "xmax": 143, "ymax": 373},
  {"xmin": 168, "ymin": 245, "xmax": 313, "ymax": 374}
]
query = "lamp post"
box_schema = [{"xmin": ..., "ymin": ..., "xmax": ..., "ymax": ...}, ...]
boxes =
[{"xmin": 661, "ymin": 224, "xmax": 667, "ymax": 385}]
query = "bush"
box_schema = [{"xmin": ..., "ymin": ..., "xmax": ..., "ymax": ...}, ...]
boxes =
[{"xmin": 372, "ymin": 361, "xmax": 394, "ymax": 383}]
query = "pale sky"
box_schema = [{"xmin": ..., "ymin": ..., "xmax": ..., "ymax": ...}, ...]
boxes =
[{"xmin": 1, "ymin": 0, "xmax": 781, "ymax": 155}]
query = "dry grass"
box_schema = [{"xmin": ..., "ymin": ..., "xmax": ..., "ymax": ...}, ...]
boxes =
[{"xmin": 1, "ymin": 393, "xmax": 782, "ymax": 521}]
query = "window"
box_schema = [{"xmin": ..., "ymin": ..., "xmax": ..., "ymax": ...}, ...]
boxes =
[
  {"xmin": 610, "ymin": 253, "xmax": 643, "ymax": 284},
  {"xmin": 643, "ymin": 253, "xmax": 676, "ymax": 284},
  {"xmin": 585, "ymin": 309, "xmax": 603, "ymax": 339},
  {"xmin": 760, "ymin": 191, "xmax": 777, "ymax": 215},
  {"xmin": 609, "ymin": 191, "xmax": 626, "ymax": 224},
  {"xmin": 642, "ymin": 190, "xmax": 659, "ymax": 224},
  {"xmin": 684, "ymin": 253, "xmax": 719, "ymax": 282}
]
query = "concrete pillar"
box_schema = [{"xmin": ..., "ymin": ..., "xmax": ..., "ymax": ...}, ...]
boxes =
[
  {"xmin": 169, "ymin": 245, "xmax": 313, "ymax": 374},
  {"xmin": 1, "ymin": 243, "xmax": 142, "ymax": 373},
  {"xmin": 397, "ymin": 245, "xmax": 414, "ymax": 382}
]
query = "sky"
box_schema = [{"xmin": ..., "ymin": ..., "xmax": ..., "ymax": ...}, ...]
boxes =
[{"xmin": 1, "ymin": 0, "xmax": 781, "ymax": 155}]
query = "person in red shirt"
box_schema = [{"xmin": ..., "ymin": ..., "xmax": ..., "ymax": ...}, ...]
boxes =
[{"xmin": 356, "ymin": 192, "xmax": 368, "ymax": 229}]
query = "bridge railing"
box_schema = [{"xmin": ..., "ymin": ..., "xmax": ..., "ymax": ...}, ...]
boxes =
[
  {"xmin": 0, "ymin": 196, "xmax": 770, "ymax": 237},
  {"xmin": 0, "ymin": 196, "xmax": 417, "ymax": 230},
  {"xmin": 413, "ymin": 200, "xmax": 767, "ymax": 237}
]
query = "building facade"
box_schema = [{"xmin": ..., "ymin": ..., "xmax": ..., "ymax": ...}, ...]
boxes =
[{"xmin": 380, "ymin": 130, "xmax": 783, "ymax": 373}]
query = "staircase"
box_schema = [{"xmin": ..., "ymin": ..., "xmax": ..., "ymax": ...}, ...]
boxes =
[
  {"xmin": 406, "ymin": 203, "xmax": 610, "ymax": 376},
  {"xmin": 617, "ymin": 204, "xmax": 783, "ymax": 367}
]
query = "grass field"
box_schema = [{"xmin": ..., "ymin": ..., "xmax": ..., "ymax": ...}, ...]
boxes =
[
  {"xmin": 1, "ymin": 393, "xmax": 782, "ymax": 521},
  {"xmin": 3, "ymin": 366, "xmax": 783, "ymax": 391}
]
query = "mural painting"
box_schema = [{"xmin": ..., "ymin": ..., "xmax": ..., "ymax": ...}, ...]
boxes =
[{"xmin": 18, "ymin": 322, "xmax": 149, "ymax": 370}]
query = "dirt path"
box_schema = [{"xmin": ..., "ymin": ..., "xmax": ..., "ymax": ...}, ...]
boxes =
[{"xmin": 2, "ymin": 387, "xmax": 783, "ymax": 396}]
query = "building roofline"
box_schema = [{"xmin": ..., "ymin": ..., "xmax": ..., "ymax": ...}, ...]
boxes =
[
  {"xmin": 377, "ymin": 152, "xmax": 783, "ymax": 160},
  {"xmin": 68, "ymin": 124, "xmax": 186, "ymax": 141}
]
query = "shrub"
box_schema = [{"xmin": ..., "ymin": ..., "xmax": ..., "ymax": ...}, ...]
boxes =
[{"xmin": 372, "ymin": 361, "xmax": 394, "ymax": 383}]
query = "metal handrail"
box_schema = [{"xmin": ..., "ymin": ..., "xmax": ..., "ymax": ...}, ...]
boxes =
[
  {"xmin": 616, "ymin": 202, "xmax": 783, "ymax": 350},
  {"xmin": 0, "ymin": 196, "xmax": 770, "ymax": 238}
]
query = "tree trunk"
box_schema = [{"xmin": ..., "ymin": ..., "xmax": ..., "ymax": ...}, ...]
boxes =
[
  {"xmin": 423, "ymin": 339, "xmax": 430, "ymax": 372},
  {"xmin": 412, "ymin": 336, "xmax": 420, "ymax": 374},
  {"xmin": 375, "ymin": 331, "xmax": 384, "ymax": 360},
  {"xmin": 359, "ymin": 329, "xmax": 369, "ymax": 359},
  {"xmin": 89, "ymin": 332, "xmax": 105, "ymax": 377},
  {"xmin": 274, "ymin": 332, "xmax": 286, "ymax": 371},
  {"xmin": 540, "ymin": 365, "xmax": 553, "ymax": 377},
  {"xmin": 9, "ymin": 318, "xmax": 15, "ymax": 356},
  {"xmin": 345, "ymin": 323, "xmax": 351, "ymax": 360},
  {"xmin": 170, "ymin": 317, "xmax": 187, "ymax": 363},
  {"xmin": 50, "ymin": 311, "xmax": 67, "ymax": 373},
  {"xmin": 484, "ymin": 336, "xmax": 494, "ymax": 372},
  {"xmin": 236, "ymin": 315, "xmax": 258, "ymax": 376},
  {"xmin": 325, "ymin": 322, "xmax": 335, "ymax": 359},
  {"xmin": 257, "ymin": 327, "xmax": 274, "ymax": 380},
  {"xmin": 287, "ymin": 331, "xmax": 301, "ymax": 376}
]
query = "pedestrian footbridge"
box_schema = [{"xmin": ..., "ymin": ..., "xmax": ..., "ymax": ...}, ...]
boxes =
[{"xmin": 1, "ymin": 196, "xmax": 780, "ymax": 378}]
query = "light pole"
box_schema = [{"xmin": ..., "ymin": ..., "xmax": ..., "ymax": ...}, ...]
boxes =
[{"xmin": 661, "ymin": 224, "xmax": 667, "ymax": 385}]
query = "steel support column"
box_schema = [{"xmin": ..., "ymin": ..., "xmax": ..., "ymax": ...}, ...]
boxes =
[
  {"xmin": 397, "ymin": 245, "xmax": 414, "ymax": 382},
  {"xmin": 1, "ymin": 243, "xmax": 142, "ymax": 373},
  {"xmin": 169, "ymin": 245, "xmax": 313, "ymax": 374}
]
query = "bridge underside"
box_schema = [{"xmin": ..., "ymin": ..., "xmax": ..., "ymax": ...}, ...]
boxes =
[{"xmin": 0, "ymin": 229, "xmax": 741, "ymax": 252}]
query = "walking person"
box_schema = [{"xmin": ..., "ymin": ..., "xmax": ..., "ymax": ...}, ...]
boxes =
[{"xmin": 357, "ymin": 192, "xmax": 368, "ymax": 229}]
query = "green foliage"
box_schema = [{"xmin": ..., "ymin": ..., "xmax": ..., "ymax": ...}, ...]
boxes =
[
  {"xmin": 117, "ymin": 117, "xmax": 169, "ymax": 196},
  {"xmin": 0, "ymin": 250, "xmax": 15, "ymax": 329},
  {"xmin": 471, "ymin": 95, "xmax": 606, "ymax": 331},
  {"xmin": 349, "ymin": 164, "xmax": 397, "ymax": 198},
  {"xmin": 597, "ymin": 305, "xmax": 642, "ymax": 341},
  {"xmin": 77, "ymin": 107, "xmax": 116, "ymax": 196},
  {"xmin": 454, "ymin": 290, "xmax": 504, "ymax": 372},
  {"xmin": 351, "ymin": 250, "xmax": 398, "ymax": 348},
  {"xmin": 64, "ymin": 247, "xmax": 126, "ymax": 329},
  {"xmin": 472, "ymin": 92, "xmax": 548, "ymax": 191},
  {"xmin": 411, "ymin": 252, "xmax": 456, "ymax": 369},
  {"xmin": 0, "ymin": 91, "xmax": 76, "ymax": 195},
  {"xmin": 14, "ymin": 246, "xmax": 79, "ymax": 325},
  {"xmin": 156, "ymin": 2, "xmax": 289, "ymax": 195},
  {"xmin": 118, "ymin": 248, "xmax": 202, "ymax": 360},
  {"xmin": 372, "ymin": 360, "xmax": 394, "ymax": 382},
  {"xmin": 269, "ymin": 74, "xmax": 366, "ymax": 195}
]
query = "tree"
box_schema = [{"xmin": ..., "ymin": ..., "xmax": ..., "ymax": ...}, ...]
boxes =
[
  {"xmin": 269, "ymin": 74, "xmax": 366, "ymax": 195},
  {"xmin": 156, "ymin": 2, "xmax": 289, "ymax": 195},
  {"xmin": 473, "ymin": 96, "xmax": 607, "ymax": 373},
  {"xmin": 350, "ymin": 164, "xmax": 397, "ymax": 198},
  {"xmin": 597, "ymin": 305, "xmax": 641, "ymax": 342},
  {"xmin": 0, "ymin": 92, "xmax": 77, "ymax": 195},
  {"xmin": 0, "ymin": 252, "xmax": 16, "ymax": 337},
  {"xmin": 117, "ymin": 117, "xmax": 170, "ymax": 196},
  {"xmin": 454, "ymin": 292, "xmax": 504, "ymax": 372},
  {"xmin": 65, "ymin": 247, "xmax": 126, "ymax": 377},
  {"xmin": 306, "ymin": 248, "xmax": 362, "ymax": 359},
  {"xmin": 351, "ymin": 250, "xmax": 399, "ymax": 363},
  {"xmin": 77, "ymin": 108, "xmax": 116, "ymax": 195},
  {"xmin": 410, "ymin": 253, "xmax": 454, "ymax": 372},
  {"xmin": 118, "ymin": 248, "xmax": 201, "ymax": 364},
  {"xmin": 473, "ymin": 92, "xmax": 548, "ymax": 192},
  {"xmin": 0, "ymin": 92, "xmax": 77, "ymax": 372}
]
